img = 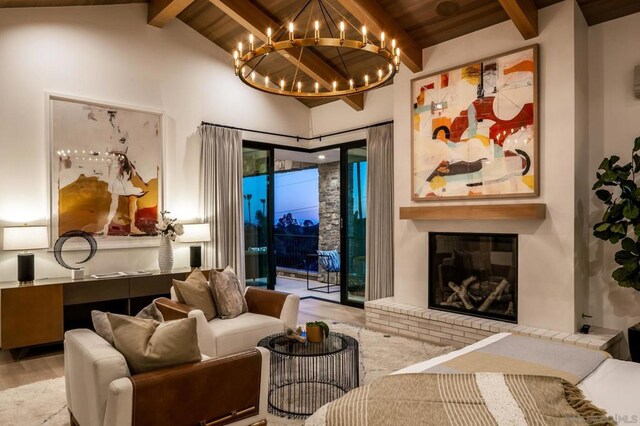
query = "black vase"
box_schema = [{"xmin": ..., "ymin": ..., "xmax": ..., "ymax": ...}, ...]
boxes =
[{"xmin": 629, "ymin": 324, "xmax": 640, "ymax": 362}]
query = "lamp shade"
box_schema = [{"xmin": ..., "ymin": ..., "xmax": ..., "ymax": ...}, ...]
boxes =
[
  {"xmin": 179, "ymin": 223, "xmax": 211, "ymax": 243},
  {"xmin": 3, "ymin": 226, "xmax": 49, "ymax": 251}
]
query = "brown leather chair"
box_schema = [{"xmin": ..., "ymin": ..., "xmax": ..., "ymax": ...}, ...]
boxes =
[
  {"xmin": 155, "ymin": 271, "xmax": 299, "ymax": 359},
  {"xmin": 65, "ymin": 328, "xmax": 269, "ymax": 426}
]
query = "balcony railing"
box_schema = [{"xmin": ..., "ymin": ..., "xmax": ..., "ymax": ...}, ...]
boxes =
[{"xmin": 274, "ymin": 233, "xmax": 318, "ymax": 272}]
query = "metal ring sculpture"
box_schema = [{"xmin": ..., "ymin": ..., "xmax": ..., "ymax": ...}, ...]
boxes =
[{"xmin": 54, "ymin": 230, "xmax": 97, "ymax": 270}]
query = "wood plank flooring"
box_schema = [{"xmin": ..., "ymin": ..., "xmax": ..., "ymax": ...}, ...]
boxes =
[{"xmin": 0, "ymin": 298, "xmax": 364, "ymax": 391}]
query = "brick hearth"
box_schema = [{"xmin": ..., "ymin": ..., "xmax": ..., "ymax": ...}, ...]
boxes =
[{"xmin": 365, "ymin": 298, "xmax": 624, "ymax": 358}]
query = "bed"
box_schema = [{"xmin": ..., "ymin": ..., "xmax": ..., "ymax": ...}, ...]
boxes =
[{"xmin": 307, "ymin": 332, "xmax": 640, "ymax": 425}]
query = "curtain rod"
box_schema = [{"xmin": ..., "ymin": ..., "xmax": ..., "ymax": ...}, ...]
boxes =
[{"xmin": 199, "ymin": 120, "xmax": 393, "ymax": 142}]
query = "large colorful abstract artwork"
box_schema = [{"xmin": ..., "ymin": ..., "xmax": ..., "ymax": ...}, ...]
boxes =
[
  {"xmin": 49, "ymin": 95, "xmax": 163, "ymax": 247},
  {"xmin": 411, "ymin": 46, "xmax": 538, "ymax": 200}
]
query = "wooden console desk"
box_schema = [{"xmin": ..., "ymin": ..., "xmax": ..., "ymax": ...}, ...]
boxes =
[{"xmin": 0, "ymin": 268, "xmax": 194, "ymax": 352}]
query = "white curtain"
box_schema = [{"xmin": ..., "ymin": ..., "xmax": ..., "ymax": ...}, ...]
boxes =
[
  {"xmin": 365, "ymin": 123, "xmax": 394, "ymax": 300},
  {"xmin": 199, "ymin": 125, "xmax": 245, "ymax": 284}
]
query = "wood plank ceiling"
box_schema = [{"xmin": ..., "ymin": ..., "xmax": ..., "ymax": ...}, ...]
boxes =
[{"xmin": 1, "ymin": 0, "xmax": 639, "ymax": 108}]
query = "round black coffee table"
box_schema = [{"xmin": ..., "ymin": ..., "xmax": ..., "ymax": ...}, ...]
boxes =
[{"xmin": 258, "ymin": 332, "xmax": 359, "ymax": 419}]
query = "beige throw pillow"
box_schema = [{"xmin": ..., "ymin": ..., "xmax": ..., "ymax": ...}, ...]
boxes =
[
  {"xmin": 172, "ymin": 269, "xmax": 207, "ymax": 303},
  {"xmin": 209, "ymin": 266, "xmax": 248, "ymax": 319},
  {"xmin": 136, "ymin": 302, "xmax": 164, "ymax": 321},
  {"xmin": 91, "ymin": 310, "xmax": 114, "ymax": 345},
  {"xmin": 172, "ymin": 270, "xmax": 217, "ymax": 320},
  {"xmin": 107, "ymin": 313, "xmax": 200, "ymax": 374}
]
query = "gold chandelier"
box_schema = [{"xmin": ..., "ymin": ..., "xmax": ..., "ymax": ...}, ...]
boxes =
[{"xmin": 232, "ymin": 0, "xmax": 401, "ymax": 99}]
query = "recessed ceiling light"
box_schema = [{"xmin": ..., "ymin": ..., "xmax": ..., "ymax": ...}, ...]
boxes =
[
  {"xmin": 436, "ymin": 0, "xmax": 460, "ymax": 17},
  {"xmin": 318, "ymin": 155, "xmax": 326, "ymax": 159}
]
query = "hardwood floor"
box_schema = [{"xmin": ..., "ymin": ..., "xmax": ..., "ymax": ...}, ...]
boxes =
[
  {"xmin": 298, "ymin": 298, "xmax": 365, "ymax": 326},
  {"xmin": 0, "ymin": 298, "xmax": 364, "ymax": 391}
]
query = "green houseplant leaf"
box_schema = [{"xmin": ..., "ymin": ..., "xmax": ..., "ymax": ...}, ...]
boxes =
[
  {"xmin": 592, "ymin": 136, "xmax": 640, "ymax": 290},
  {"xmin": 592, "ymin": 137, "xmax": 640, "ymax": 291}
]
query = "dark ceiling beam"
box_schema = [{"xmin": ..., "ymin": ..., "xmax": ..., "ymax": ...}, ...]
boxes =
[
  {"xmin": 497, "ymin": 0, "xmax": 538, "ymax": 39},
  {"xmin": 334, "ymin": 0, "xmax": 423, "ymax": 73},
  {"xmin": 209, "ymin": 0, "xmax": 365, "ymax": 111},
  {"xmin": 148, "ymin": 0, "xmax": 196, "ymax": 28}
]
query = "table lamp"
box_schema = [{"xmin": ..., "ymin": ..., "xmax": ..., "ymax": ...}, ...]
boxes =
[
  {"xmin": 3, "ymin": 225, "xmax": 49, "ymax": 283},
  {"xmin": 179, "ymin": 223, "xmax": 211, "ymax": 269}
]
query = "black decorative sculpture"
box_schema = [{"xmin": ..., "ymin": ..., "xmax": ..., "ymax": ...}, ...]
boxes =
[{"xmin": 53, "ymin": 230, "xmax": 97, "ymax": 270}]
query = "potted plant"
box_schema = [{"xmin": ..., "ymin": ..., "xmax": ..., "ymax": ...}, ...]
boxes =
[
  {"xmin": 592, "ymin": 136, "xmax": 640, "ymax": 361},
  {"xmin": 306, "ymin": 321, "xmax": 329, "ymax": 343}
]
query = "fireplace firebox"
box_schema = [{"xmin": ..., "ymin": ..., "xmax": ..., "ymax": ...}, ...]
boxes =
[{"xmin": 428, "ymin": 232, "xmax": 517, "ymax": 323}]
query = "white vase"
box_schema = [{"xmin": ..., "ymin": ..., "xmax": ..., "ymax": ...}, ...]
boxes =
[{"xmin": 158, "ymin": 235, "xmax": 174, "ymax": 272}]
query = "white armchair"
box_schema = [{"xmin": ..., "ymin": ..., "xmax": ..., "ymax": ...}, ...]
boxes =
[
  {"xmin": 156, "ymin": 286, "xmax": 300, "ymax": 358},
  {"xmin": 64, "ymin": 328, "xmax": 269, "ymax": 426}
]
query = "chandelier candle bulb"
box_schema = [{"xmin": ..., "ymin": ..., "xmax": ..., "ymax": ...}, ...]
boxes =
[
  {"xmin": 249, "ymin": 34, "xmax": 254, "ymax": 51},
  {"xmin": 315, "ymin": 82, "xmax": 319, "ymax": 93},
  {"xmin": 339, "ymin": 21, "xmax": 345, "ymax": 42},
  {"xmin": 267, "ymin": 27, "xmax": 272, "ymax": 45},
  {"xmin": 364, "ymin": 74, "xmax": 369, "ymax": 85},
  {"xmin": 391, "ymin": 38, "xmax": 396, "ymax": 50},
  {"xmin": 238, "ymin": 42, "xmax": 243, "ymax": 55},
  {"xmin": 233, "ymin": 50, "xmax": 239, "ymax": 71},
  {"xmin": 314, "ymin": 20, "xmax": 320, "ymax": 41},
  {"xmin": 332, "ymin": 81, "xmax": 337, "ymax": 91},
  {"xmin": 280, "ymin": 79, "xmax": 285, "ymax": 91},
  {"xmin": 297, "ymin": 81, "xmax": 302, "ymax": 93},
  {"xmin": 380, "ymin": 32, "xmax": 386, "ymax": 49},
  {"xmin": 349, "ymin": 79, "xmax": 354, "ymax": 90},
  {"xmin": 265, "ymin": 76, "xmax": 269, "ymax": 87},
  {"xmin": 289, "ymin": 22, "xmax": 294, "ymax": 42},
  {"xmin": 362, "ymin": 25, "xmax": 367, "ymax": 44},
  {"xmin": 378, "ymin": 69, "xmax": 382, "ymax": 81}
]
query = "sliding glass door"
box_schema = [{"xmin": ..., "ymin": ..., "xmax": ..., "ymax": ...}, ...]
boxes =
[
  {"xmin": 242, "ymin": 144, "xmax": 274, "ymax": 289},
  {"xmin": 341, "ymin": 143, "xmax": 367, "ymax": 305},
  {"xmin": 241, "ymin": 140, "xmax": 367, "ymax": 306}
]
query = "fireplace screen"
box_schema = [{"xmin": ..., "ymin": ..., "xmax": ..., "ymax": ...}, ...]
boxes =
[{"xmin": 429, "ymin": 233, "xmax": 517, "ymax": 323}]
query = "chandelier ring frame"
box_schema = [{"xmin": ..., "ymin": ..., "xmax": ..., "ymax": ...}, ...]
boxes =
[{"xmin": 236, "ymin": 37, "xmax": 398, "ymax": 98}]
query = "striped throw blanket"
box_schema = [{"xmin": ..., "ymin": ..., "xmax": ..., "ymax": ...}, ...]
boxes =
[
  {"xmin": 414, "ymin": 334, "xmax": 610, "ymax": 385},
  {"xmin": 307, "ymin": 373, "xmax": 615, "ymax": 426}
]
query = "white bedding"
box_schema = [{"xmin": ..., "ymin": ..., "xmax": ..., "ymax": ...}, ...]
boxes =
[
  {"xmin": 579, "ymin": 358, "xmax": 640, "ymax": 424},
  {"xmin": 395, "ymin": 332, "xmax": 640, "ymax": 425}
]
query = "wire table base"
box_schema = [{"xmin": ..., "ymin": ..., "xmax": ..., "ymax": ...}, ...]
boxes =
[{"xmin": 258, "ymin": 332, "xmax": 359, "ymax": 419}]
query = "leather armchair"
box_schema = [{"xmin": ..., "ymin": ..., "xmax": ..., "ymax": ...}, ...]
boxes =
[
  {"xmin": 155, "ymin": 286, "xmax": 299, "ymax": 358},
  {"xmin": 64, "ymin": 328, "xmax": 269, "ymax": 426}
]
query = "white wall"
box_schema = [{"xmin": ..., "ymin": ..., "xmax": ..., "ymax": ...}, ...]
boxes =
[
  {"xmin": 393, "ymin": 1, "xmax": 585, "ymax": 333},
  {"xmin": 588, "ymin": 12, "xmax": 640, "ymax": 334},
  {"xmin": 0, "ymin": 4, "xmax": 310, "ymax": 281},
  {"xmin": 573, "ymin": 0, "xmax": 590, "ymax": 331},
  {"xmin": 308, "ymin": 85, "xmax": 394, "ymax": 146}
]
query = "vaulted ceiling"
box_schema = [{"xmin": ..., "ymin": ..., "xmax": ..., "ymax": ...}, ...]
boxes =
[{"xmin": 2, "ymin": 0, "xmax": 639, "ymax": 109}]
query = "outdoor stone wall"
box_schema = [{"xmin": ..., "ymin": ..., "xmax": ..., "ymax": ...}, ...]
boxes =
[{"xmin": 318, "ymin": 161, "xmax": 341, "ymax": 284}]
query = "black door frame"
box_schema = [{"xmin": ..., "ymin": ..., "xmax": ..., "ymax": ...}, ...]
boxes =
[
  {"xmin": 242, "ymin": 139, "xmax": 366, "ymax": 307},
  {"xmin": 340, "ymin": 140, "xmax": 367, "ymax": 308},
  {"xmin": 243, "ymin": 141, "xmax": 276, "ymax": 290}
]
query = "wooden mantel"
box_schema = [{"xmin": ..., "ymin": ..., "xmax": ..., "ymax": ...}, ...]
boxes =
[{"xmin": 399, "ymin": 203, "xmax": 546, "ymax": 220}]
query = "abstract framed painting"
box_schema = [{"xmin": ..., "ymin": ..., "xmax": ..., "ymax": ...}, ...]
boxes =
[
  {"xmin": 411, "ymin": 45, "xmax": 539, "ymax": 201},
  {"xmin": 48, "ymin": 94, "xmax": 164, "ymax": 248}
]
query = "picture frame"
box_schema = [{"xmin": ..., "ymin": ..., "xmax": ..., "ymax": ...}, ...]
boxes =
[
  {"xmin": 47, "ymin": 93, "xmax": 165, "ymax": 249},
  {"xmin": 411, "ymin": 45, "xmax": 539, "ymax": 201}
]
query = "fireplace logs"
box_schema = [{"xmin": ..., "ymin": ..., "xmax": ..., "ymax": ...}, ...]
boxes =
[{"xmin": 443, "ymin": 276, "xmax": 512, "ymax": 314}]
